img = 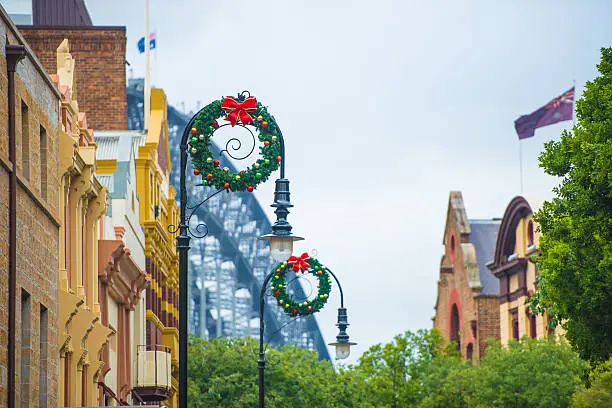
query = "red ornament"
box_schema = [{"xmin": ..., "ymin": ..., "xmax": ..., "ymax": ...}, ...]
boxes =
[
  {"xmin": 275, "ymin": 291, "xmax": 280, "ymax": 296},
  {"xmin": 276, "ymin": 269, "xmax": 281, "ymax": 273},
  {"xmin": 287, "ymin": 253, "xmax": 310, "ymax": 273},
  {"xmin": 224, "ymin": 182, "xmax": 230, "ymax": 190},
  {"xmin": 212, "ymin": 120, "xmax": 219, "ymax": 129},
  {"xmin": 240, "ymin": 170, "xmax": 245, "ymax": 174},
  {"xmin": 221, "ymin": 96, "xmax": 258, "ymax": 127},
  {"xmin": 264, "ymin": 141, "xmax": 270, "ymax": 146},
  {"xmin": 193, "ymin": 169, "xmax": 200, "ymax": 176},
  {"xmin": 206, "ymin": 173, "xmax": 213, "ymax": 180},
  {"xmin": 292, "ymin": 309, "xmax": 298, "ymax": 315},
  {"xmin": 261, "ymin": 121, "xmax": 268, "ymax": 128},
  {"xmin": 276, "ymin": 155, "xmax": 282, "ymax": 163},
  {"xmin": 213, "ymin": 160, "xmax": 220, "ymax": 167},
  {"xmin": 247, "ymin": 185, "xmax": 254, "ymax": 192},
  {"xmin": 190, "ymin": 127, "xmax": 197, "ymax": 134},
  {"xmin": 317, "ymin": 270, "xmax": 322, "ymax": 275}
]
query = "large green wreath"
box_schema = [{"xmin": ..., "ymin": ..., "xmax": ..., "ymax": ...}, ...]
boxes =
[
  {"xmin": 270, "ymin": 253, "xmax": 332, "ymax": 317},
  {"xmin": 188, "ymin": 93, "xmax": 282, "ymax": 192}
]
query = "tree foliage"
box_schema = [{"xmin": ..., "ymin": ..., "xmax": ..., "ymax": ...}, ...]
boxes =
[
  {"xmin": 186, "ymin": 332, "xmax": 591, "ymax": 407},
  {"xmin": 572, "ymin": 358, "xmax": 612, "ymax": 407},
  {"xmin": 530, "ymin": 47, "xmax": 612, "ymax": 362}
]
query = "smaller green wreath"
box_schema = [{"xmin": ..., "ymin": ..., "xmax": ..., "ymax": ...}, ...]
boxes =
[
  {"xmin": 270, "ymin": 253, "xmax": 332, "ymax": 317},
  {"xmin": 187, "ymin": 92, "xmax": 282, "ymax": 192}
]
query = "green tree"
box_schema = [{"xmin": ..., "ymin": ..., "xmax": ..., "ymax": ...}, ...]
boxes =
[
  {"xmin": 572, "ymin": 358, "xmax": 612, "ymax": 407},
  {"xmin": 475, "ymin": 339, "xmax": 586, "ymax": 408},
  {"xmin": 354, "ymin": 329, "xmax": 444, "ymax": 407},
  {"xmin": 419, "ymin": 338, "xmax": 586, "ymax": 408},
  {"xmin": 531, "ymin": 47, "xmax": 612, "ymax": 362},
  {"xmin": 187, "ymin": 335, "xmax": 354, "ymax": 408}
]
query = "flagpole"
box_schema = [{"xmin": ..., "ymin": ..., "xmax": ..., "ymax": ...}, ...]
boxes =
[
  {"xmin": 144, "ymin": 0, "xmax": 151, "ymax": 130},
  {"xmin": 519, "ymin": 140, "xmax": 524, "ymax": 194}
]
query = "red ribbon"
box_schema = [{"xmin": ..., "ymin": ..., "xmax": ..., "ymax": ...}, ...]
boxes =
[
  {"xmin": 221, "ymin": 96, "xmax": 257, "ymax": 127},
  {"xmin": 287, "ymin": 252, "xmax": 310, "ymax": 273}
]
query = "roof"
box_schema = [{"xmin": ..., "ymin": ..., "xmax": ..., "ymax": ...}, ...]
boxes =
[
  {"xmin": 468, "ymin": 219, "xmax": 501, "ymax": 295},
  {"xmin": 97, "ymin": 174, "xmax": 114, "ymax": 192},
  {"xmin": 95, "ymin": 130, "xmax": 144, "ymax": 162}
]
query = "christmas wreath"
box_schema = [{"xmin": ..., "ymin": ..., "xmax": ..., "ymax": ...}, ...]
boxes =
[
  {"xmin": 187, "ymin": 92, "xmax": 282, "ymax": 192},
  {"xmin": 270, "ymin": 253, "xmax": 332, "ymax": 317}
]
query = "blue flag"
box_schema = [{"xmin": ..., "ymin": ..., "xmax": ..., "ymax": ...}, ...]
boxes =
[{"xmin": 137, "ymin": 33, "xmax": 156, "ymax": 53}]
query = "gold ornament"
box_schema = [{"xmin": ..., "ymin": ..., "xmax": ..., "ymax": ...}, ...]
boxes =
[
  {"xmin": 271, "ymin": 135, "xmax": 277, "ymax": 142},
  {"xmin": 257, "ymin": 115, "xmax": 263, "ymax": 121},
  {"xmin": 199, "ymin": 134, "xmax": 205, "ymax": 140}
]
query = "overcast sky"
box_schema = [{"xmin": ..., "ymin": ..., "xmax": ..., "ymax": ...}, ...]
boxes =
[{"xmin": 86, "ymin": 0, "xmax": 611, "ymax": 364}]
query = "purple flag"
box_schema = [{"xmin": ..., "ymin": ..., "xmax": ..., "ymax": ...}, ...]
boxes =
[{"xmin": 515, "ymin": 87, "xmax": 575, "ymax": 139}]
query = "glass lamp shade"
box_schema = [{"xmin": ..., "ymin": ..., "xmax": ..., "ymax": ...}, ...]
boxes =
[
  {"xmin": 269, "ymin": 236, "xmax": 294, "ymax": 262},
  {"xmin": 335, "ymin": 343, "xmax": 351, "ymax": 360},
  {"xmin": 329, "ymin": 341, "xmax": 356, "ymax": 360}
]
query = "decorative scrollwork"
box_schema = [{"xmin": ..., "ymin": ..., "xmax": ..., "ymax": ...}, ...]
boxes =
[
  {"xmin": 217, "ymin": 123, "xmax": 257, "ymax": 161},
  {"xmin": 168, "ymin": 188, "xmax": 225, "ymax": 239}
]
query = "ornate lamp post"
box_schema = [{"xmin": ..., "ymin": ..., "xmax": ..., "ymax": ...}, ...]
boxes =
[
  {"xmin": 174, "ymin": 92, "xmax": 302, "ymax": 408},
  {"xmin": 257, "ymin": 195, "xmax": 356, "ymax": 407}
]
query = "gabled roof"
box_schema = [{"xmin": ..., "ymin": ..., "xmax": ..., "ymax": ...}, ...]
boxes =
[
  {"xmin": 443, "ymin": 191, "xmax": 471, "ymax": 244},
  {"xmin": 469, "ymin": 219, "xmax": 501, "ymax": 295}
]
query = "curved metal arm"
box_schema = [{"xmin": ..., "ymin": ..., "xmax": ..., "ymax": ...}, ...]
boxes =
[{"xmin": 324, "ymin": 268, "xmax": 344, "ymax": 309}]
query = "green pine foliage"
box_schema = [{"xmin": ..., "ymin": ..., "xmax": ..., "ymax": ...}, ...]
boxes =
[{"xmin": 530, "ymin": 47, "xmax": 612, "ymax": 363}]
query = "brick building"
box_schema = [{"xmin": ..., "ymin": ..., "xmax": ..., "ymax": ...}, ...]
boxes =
[
  {"xmin": 18, "ymin": 25, "xmax": 127, "ymax": 131},
  {"xmin": 0, "ymin": 6, "xmax": 60, "ymax": 408},
  {"xmin": 433, "ymin": 192, "xmax": 501, "ymax": 361},
  {"xmin": 486, "ymin": 196, "xmax": 563, "ymax": 344}
]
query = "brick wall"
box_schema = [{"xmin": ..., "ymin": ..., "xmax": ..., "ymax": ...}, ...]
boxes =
[
  {"xmin": 476, "ymin": 296, "xmax": 500, "ymax": 358},
  {"xmin": 1, "ymin": 12, "xmax": 61, "ymax": 407},
  {"xmin": 18, "ymin": 26, "xmax": 127, "ymax": 131}
]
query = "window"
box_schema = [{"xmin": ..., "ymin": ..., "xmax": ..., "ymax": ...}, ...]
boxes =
[
  {"xmin": 450, "ymin": 235, "xmax": 456, "ymax": 262},
  {"xmin": 528, "ymin": 311, "xmax": 537, "ymax": 339},
  {"xmin": 450, "ymin": 304, "xmax": 461, "ymax": 350},
  {"xmin": 466, "ymin": 343, "xmax": 474, "ymax": 362},
  {"xmin": 21, "ymin": 290, "xmax": 31, "ymax": 408},
  {"xmin": 132, "ymin": 191, "xmax": 135, "ymax": 213},
  {"xmin": 511, "ymin": 309, "xmax": 519, "ymax": 340},
  {"xmin": 21, "ymin": 102, "xmax": 29, "ymax": 181},
  {"xmin": 39, "ymin": 126, "xmax": 47, "ymax": 199},
  {"xmin": 527, "ymin": 220, "xmax": 534, "ymax": 246},
  {"xmin": 39, "ymin": 304, "xmax": 48, "ymax": 407}
]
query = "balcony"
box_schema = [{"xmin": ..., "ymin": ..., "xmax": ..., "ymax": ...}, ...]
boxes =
[{"xmin": 132, "ymin": 344, "xmax": 172, "ymax": 402}]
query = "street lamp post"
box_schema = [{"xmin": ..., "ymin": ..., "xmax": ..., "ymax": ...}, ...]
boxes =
[
  {"xmin": 175, "ymin": 92, "xmax": 303, "ymax": 408},
  {"xmin": 257, "ymin": 184, "xmax": 356, "ymax": 407}
]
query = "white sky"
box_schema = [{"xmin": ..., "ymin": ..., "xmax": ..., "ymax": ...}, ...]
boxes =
[{"xmin": 86, "ymin": 0, "xmax": 612, "ymax": 364}]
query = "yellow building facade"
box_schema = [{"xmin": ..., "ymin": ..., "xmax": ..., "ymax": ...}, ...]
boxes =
[
  {"xmin": 487, "ymin": 196, "xmax": 563, "ymax": 344},
  {"xmin": 131, "ymin": 88, "xmax": 180, "ymax": 408},
  {"xmin": 55, "ymin": 39, "xmax": 114, "ymax": 406}
]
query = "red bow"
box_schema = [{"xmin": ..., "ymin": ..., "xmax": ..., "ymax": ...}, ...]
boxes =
[
  {"xmin": 221, "ymin": 96, "xmax": 257, "ymax": 127},
  {"xmin": 287, "ymin": 253, "xmax": 310, "ymax": 273}
]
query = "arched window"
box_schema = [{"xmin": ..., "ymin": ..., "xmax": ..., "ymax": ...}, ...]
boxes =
[
  {"xmin": 527, "ymin": 220, "xmax": 534, "ymax": 246},
  {"xmin": 450, "ymin": 235, "xmax": 456, "ymax": 262},
  {"xmin": 450, "ymin": 304, "xmax": 461, "ymax": 350},
  {"xmin": 466, "ymin": 343, "xmax": 474, "ymax": 362}
]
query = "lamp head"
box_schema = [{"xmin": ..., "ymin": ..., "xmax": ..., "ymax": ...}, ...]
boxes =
[
  {"xmin": 328, "ymin": 307, "xmax": 356, "ymax": 360},
  {"xmin": 258, "ymin": 233, "xmax": 304, "ymax": 262}
]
